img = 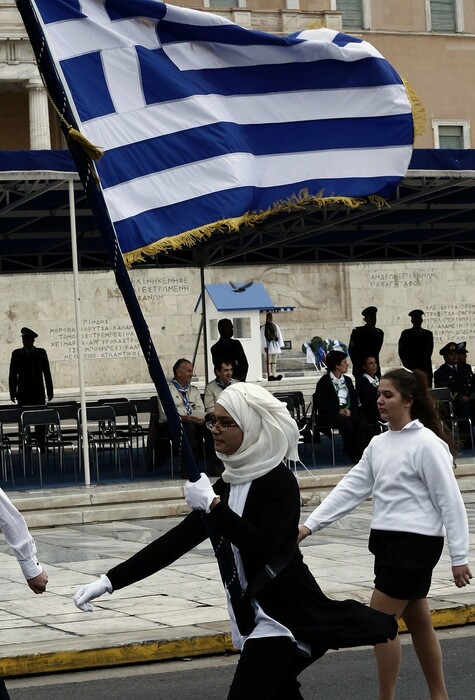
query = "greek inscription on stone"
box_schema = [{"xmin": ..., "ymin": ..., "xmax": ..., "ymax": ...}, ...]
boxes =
[
  {"xmin": 424, "ymin": 304, "xmax": 475, "ymax": 343},
  {"xmin": 369, "ymin": 270, "xmax": 438, "ymax": 288},
  {"xmin": 131, "ymin": 275, "xmax": 190, "ymax": 300},
  {"xmin": 49, "ymin": 320, "xmax": 141, "ymax": 360}
]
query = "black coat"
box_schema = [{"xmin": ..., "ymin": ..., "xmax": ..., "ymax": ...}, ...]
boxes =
[
  {"xmin": 398, "ymin": 327, "xmax": 434, "ymax": 382},
  {"xmin": 314, "ymin": 373, "xmax": 360, "ymax": 416},
  {"xmin": 355, "ymin": 375, "xmax": 380, "ymax": 424},
  {"xmin": 211, "ymin": 337, "xmax": 249, "ymax": 381},
  {"xmin": 348, "ymin": 325, "xmax": 384, "ymax": 377},
  {"xmin": 9, "ymin": 347, "xmax": 53, "ymax": 405},
  {"xmin": 458, "ymin": 363, "xmax": 475, "ymax": 396},
  {"xmin": 107, "ymin": 465, "xmax": 396, "ymax": 653},
  {"xmin": 434, "ymin": 363, "xmax": 468, "ymax": 397}
]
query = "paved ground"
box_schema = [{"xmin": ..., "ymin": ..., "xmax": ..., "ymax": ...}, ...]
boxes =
[{"xmin": 1, "ymin": 485, "xmax": 474, "ymax": 679}]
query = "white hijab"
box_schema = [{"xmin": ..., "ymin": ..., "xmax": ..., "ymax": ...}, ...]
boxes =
[{"xmin": 216, "ymin": 383, "xmax": 300, "ymax": 484}]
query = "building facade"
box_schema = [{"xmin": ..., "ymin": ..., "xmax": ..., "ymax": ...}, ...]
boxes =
[{"xmin": 1, "ymin": 0, "xmax": 474, "ymax": 150}]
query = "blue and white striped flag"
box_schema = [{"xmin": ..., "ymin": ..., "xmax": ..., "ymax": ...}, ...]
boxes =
[{"xmin": 21, "ymin": 0, "xmax": 414, "ymax": 265}]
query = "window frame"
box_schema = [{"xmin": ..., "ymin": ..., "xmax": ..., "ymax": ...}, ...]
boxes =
[
  {"xmin": 432, "ymin": 120, "xmax": 471, "ymax": 149},
  {"xmin": 425, "ymin": 0, "xmax": 464, "ymax": 33},
  {"xmin": 331, "ymin": 0, "xmax": 371, "ymax": 31}
]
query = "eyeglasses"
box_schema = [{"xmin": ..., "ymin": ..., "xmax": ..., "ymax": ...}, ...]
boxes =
[{"xmin": 205, "ymin": 417, "xmax": 239, "ymax": 431}]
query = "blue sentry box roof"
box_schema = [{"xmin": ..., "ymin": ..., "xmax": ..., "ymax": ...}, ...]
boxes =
[{"xmin": 196, "ymin": 283, "xmax": 275, "ymax": 312}]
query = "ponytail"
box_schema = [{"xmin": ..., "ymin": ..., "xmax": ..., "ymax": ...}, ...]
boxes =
[{"xmin": 382, "ymin": 368, "xmax": 456, "ymax": 457}]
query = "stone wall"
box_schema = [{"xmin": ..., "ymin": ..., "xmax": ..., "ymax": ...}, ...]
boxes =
[{"xmin": 0, "ymin": 258, "xmax": 473, "ymax": 394}]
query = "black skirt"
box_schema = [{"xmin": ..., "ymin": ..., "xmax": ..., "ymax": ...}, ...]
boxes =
[{"xmin": 369, "ymin": 529, "xmax": 444, "ymax": 600}]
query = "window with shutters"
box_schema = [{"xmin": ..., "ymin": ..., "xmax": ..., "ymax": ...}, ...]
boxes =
[
  {"xmin": 208, "ymin": 0, "xmax": 237, "ymax": 7},
  {"xmin": 336, "ymin": 1, "xmax": 364, "ymax": 30},
  {"xmin": 432, "ymin": 121, "xmax": 470, "ymax": 149},
  {"xmin": 428, "ymin": 0, "xmax": 461, "ymax": 32}
]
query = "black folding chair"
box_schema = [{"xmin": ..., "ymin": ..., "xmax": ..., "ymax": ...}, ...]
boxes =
[
  {"xmin": 429, "ymin": 387, "xmax": 475, "ymax": 454},
  {"xmin": 20, "ymin": 408, "xmax": 77, "ymax": 487},
  {"xmin": 78, "ymin": 405, "xmax": 133, "ymax": 481},
  {"xmin": 100, "ymin": 400, "xmax": 146, "ymax": 468}
]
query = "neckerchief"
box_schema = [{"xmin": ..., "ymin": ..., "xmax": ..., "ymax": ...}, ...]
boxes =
[
  {"xmin": 171, "ymin": 379, "xmax": 192, "ymax": 414},
  {"xmin": 363, "ymin": 373, "xmax": 379, "ymax": 388},
  {"xmin": 330, "ymin": 372, "xmax": 349, "ymax": 407}
]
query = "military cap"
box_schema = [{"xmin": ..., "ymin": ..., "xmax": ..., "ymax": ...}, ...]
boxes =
[
  {"xmin": 362, "ymin": 306, "xmax": 377, "ymax": 316},
  {"xmin": 456, "ymin": 342, "xmax": 468, "ymax": 354},
  {"xmin": 439, "ymin": 342, "xmax": 457, "ymax": 356},
  {"xmin": 408, "ymin": 309, "xmax": 424, "ymax": 317},
  {"xmin": 20, "ymin": 327, "xmax": 38, "ymax": 338}
]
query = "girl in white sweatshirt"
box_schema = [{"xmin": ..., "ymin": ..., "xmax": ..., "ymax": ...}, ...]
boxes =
[{"xmin": 299, "ymin": 368, "xmax": 472, "ymax": 700}]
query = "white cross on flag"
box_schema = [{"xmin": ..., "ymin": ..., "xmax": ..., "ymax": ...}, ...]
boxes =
[{"xmin": 18, "ymin": 0, "xmax": 415, "ymax": 265}]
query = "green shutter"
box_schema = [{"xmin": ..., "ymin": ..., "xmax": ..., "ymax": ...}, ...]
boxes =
[
  {"xmin": 431, "ymin": 0, "xmax": 456, "ymax": 32},
  {"xmin": 209, "ymin": 0, "xmax": 236, "ymax": 8},
  {"xmin": 336, "ymin": 1, "xmax": 363, "ymax": 30}
]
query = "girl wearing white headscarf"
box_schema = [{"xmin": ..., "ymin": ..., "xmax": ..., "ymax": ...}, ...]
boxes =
[{"xmin": 73, "ymin": 384, "xmax": 397, "ymax": 699}]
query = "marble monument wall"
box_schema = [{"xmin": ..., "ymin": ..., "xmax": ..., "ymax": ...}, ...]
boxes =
[{"xmin": 0, "ymin": 258, "xmax": 473, "ymax": 393}]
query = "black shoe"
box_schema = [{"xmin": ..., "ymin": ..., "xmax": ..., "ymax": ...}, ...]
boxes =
[
  {"xmin": 275, "ymin": 375, "xmax": 283, "ymax": 381},
  {"xmin": 268, "ymin": 375, "xmax": 275, "ymax": 381}
]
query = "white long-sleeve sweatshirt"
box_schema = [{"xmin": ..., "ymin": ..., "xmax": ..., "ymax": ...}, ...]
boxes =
[
  {"xmin": 0, "ymin": 488, "xmax": 43, "ymax": 580},
  {"xmin": 304, "ymin": 420, "xmax": 469, "ymax": 566}
]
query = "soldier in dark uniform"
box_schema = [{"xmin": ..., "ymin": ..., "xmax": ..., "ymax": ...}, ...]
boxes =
[
  {"xmin": 348, "ymin": 306, "xmax": 384, "ymax": 378},
  {"xmin": 434, "ymin": 342, "xmax": 472, "ymax": 443},
  {"xmin": 211, "ymin": 318, "xmax": 249, "ymax": 382},
  {"xmin": 9, "ymin": 327, "xmax": 54, "ymax": 446},
  {"xmin": 398, "ymin": 309, "xmax": 434, "ymax": 387},
  {"xmin": 456, "ymin": 342, "xmax": 475, "ymax": 421}
]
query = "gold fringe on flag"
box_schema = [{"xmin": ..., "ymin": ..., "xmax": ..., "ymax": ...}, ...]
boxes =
[
  {"xmin": 403, "ymin": 79, "xmax": 426, "ymax": 140},
  {"xmin": 123, "ymin": 190, "xmax": 377, "ymax": 268}
]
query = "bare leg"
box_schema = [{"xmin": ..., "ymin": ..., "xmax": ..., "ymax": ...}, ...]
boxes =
[
  {"xmin": 370, "ymin": 589, "xmax": 408, "ymax": 700},
  {"xmin": 402, "ymin": 598, "xmax": 448, "ymax": 700}
]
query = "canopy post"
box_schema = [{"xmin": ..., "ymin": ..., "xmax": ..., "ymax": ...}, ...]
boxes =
[{"xmin": 68, "ymin": 179, "xmax": 91, "ymax": 486}]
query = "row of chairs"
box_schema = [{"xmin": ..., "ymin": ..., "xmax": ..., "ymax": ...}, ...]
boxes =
[
  {"xmin": 0, "ymin": 399, "xmax": 146, "ymax": 488},
  {"xmin": 429, "ymin": 387, "xmax": 475, "ymax": 453}
]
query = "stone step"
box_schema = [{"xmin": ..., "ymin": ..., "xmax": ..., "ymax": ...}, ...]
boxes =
[{"xmin": 9, "ymin": 462, "xmax": 475, "ymax": 529}]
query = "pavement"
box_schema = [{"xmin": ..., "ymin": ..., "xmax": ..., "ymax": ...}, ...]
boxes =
[{"xmin": 1, "ymin": 463, "xmax": 475, "ymax": 680}]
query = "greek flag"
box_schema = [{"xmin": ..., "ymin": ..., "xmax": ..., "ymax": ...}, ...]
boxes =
[{"xmin": 20, "ymin": 0, "xmax": 414, "ymax": 264}]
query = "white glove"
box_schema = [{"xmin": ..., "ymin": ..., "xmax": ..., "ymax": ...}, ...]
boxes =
[
  {"xmin": 73, "ymin": 574, "xmax": 113, "ymax": 612},
  {"xmin": 184, "ymin": 473, "xmax": 218, "ymax": 514}
]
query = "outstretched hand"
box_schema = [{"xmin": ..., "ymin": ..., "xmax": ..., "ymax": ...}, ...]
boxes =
[
  {"xmin": 74, "ymin": 574, "xmax": 113, "ymax": 611},
  {"xmin": 27, "ymin": 570, "xmax": 48, "ymax": 594},
  {"xmin": 452, "ymin": 564, "xmax": 472, "ymax": 588}
]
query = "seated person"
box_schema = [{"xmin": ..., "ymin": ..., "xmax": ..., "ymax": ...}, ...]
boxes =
[
  {"xmin": 355, "ymin": 356, "xmax": 382, "ymax": 443},
  {"xmin": 204, "ymin": 360, "xmax": 238, "ymax": 413},
  {"xmin": 149, "ymin": 358, "xmax": 219, "ymax": 478},
  {"xmin": 313, "ymin": 350, "xmax": 366, "ymax": 464},
  {"xmin": 457, "ymin": 342, "xmax": 475, "ymax": 421},
  {"xmin": 434, "ymin": 342, "xmax": 472, "ymax": 444},
  {"xmin": 434, "ymin": 342, "xmax": 472, "ymax": 415}
]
